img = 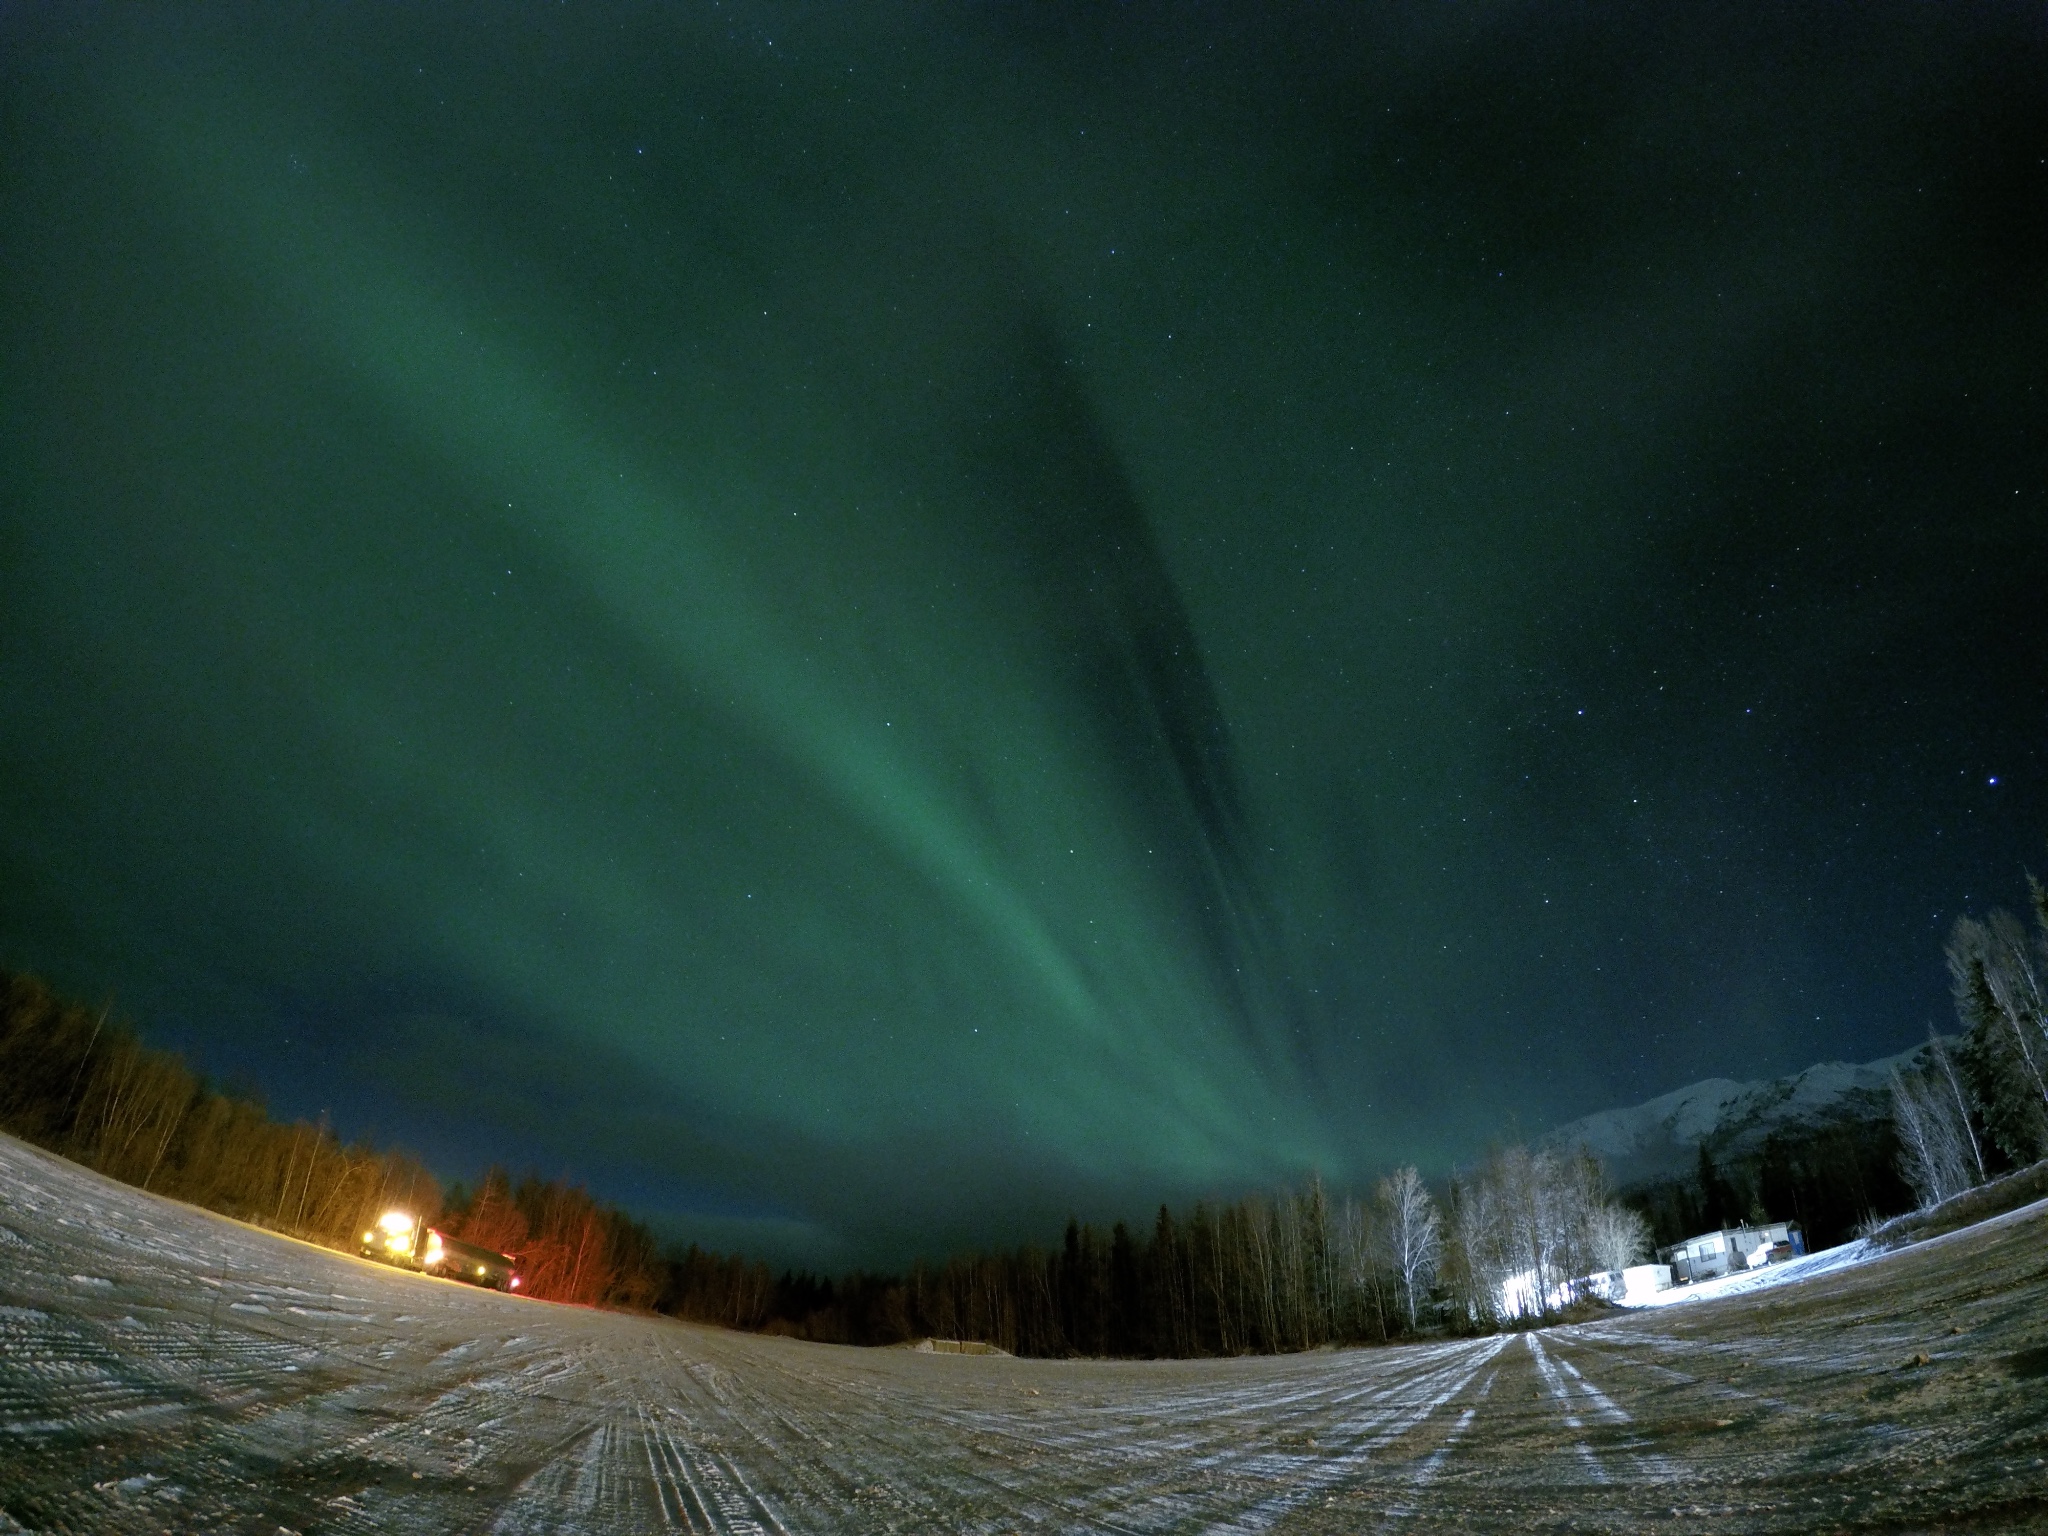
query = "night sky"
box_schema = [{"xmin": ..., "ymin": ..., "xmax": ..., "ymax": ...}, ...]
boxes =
[{"xmin": 3, "ymin": 3, "xmax": 2044, "ymax": 1267}]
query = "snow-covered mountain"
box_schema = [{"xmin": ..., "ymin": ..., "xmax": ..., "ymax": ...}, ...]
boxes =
[{"xmin": 1542, "ymin": 1041, "xmax": 1932, "ymax": 1190}]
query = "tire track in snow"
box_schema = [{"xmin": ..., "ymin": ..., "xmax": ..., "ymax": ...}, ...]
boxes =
[
  {"xmin": 1175, "ymin": 1335, "xmax": 1511, "ymax": 1534},
  {"xmin": 635, "ymin": 1403, "xmax": 790, "ymax": 1535},
  {"xmin": 1376, "ymin": 1366, "xmax": 1497, "ymax": 1525},
  {"xmin": 1540, "ymin": 1340, "xmax": 1685, "ymax": 1484},
  {"xmin": 1526, "ymin": 1333, "xmax": 1614, "ymax": 1484},
  {"xmin": 1561, "ymin": 1329, "xmax": 1844, "ymax": 1424},
  {"xmin": 9, "ymin": 1132, "xmax": 2048, "ymax": 1533},
  {"xmin": 489, "ymin": 1419, "xmax": 616, "ymax": 1535}
]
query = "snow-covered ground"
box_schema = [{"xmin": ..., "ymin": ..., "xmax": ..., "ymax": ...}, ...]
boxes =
[
  {"xmin": 4, "ymin": 1132, "xmax": 2045, "ymax": 1534},
  {"xmin": 1623, "ymin": 1241, "xmax": 1875, "ymax": 1308},
  {"xmin": 1627, "ymin": 1186, "xmax": 2048, "ymax": 1312}
]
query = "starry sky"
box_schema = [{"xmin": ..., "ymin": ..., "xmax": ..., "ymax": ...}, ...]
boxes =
[{"xmin": 3, "ymin": 2, "xmax": 2044, "ymax": 1267}]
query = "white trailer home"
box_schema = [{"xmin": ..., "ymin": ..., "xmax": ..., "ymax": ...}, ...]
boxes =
[{"xmin": 1659, "ymin": 1221, "xmax": 1805, "ymax": 1284}]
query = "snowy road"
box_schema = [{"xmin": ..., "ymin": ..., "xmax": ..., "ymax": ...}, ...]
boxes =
[{"xmin": 3, "ymin": 1134, "xmax": 2045, "ymax": 1533}]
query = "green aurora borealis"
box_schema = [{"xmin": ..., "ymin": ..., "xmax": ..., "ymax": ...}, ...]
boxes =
[{"xmin": 4, "ymin": 4, "xmax": 2045, "ymax": 1264}]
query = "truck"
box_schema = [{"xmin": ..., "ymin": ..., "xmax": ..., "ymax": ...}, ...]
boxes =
[{"xmin": 359, "ymin": 1209, "xmax": 522, "ymax": 1292}]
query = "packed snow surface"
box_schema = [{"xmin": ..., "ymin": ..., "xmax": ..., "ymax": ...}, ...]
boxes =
[{"xmin": 4, "ymin": 1134, "xmax": 2046, "ymax": 1534}]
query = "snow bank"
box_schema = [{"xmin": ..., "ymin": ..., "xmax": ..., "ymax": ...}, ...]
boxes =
[{"xmin": 1619, "ymin": 1239, "xmax": 1872, "ymax": 1308}]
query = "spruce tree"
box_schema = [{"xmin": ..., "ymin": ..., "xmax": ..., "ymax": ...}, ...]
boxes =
[{"xmin": 1949, "ymin": 920, "xmax": 2048, "ymax": 1168}]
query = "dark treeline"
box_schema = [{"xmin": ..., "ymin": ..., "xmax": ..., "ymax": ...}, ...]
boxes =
[
  {"xmin": 438, "ymin": 1167, "xmax": 667, "ymax": 1309},
  {"xmin": 662, "ymin": 1151, "xmax": 1653, "ymax": 1353},
  {"xmin": 1625, "ymin": 860, "xmax": 2048, "ymax": 1250},
  {"xmin": 0, "ymin": 969, "xmax": 663, "ymax": 1310},
  {"xmin": 10, "ymin": 847, "xmax": 2043, "ymax": 1354},
  {"xmin": 662, "ymin": 1179, "xmax": 1416, "ymax": 1354},
  {"xmin": 0, "ymin": 970, "xmax": 439, "ymax": 1252},
  {"xmin": 0, "ymin": 966, "xmax": 1642, "ymax": 1355},
  {"xmin": 1884, "ymin": 872, "xmax": 2048, "ymax": 1208},
  {"xmin": 1623, "ymin": 1118, "xmax": 1913, "ymax": 1253},
  {"xmin": 0, "ymin": 964, "xmax": 1668, "ymax": 1354}
]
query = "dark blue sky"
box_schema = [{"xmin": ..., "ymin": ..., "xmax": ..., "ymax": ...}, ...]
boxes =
[{"xmin": 3, "ymin": 1, "xmax": 2043, "ymax": 1265}]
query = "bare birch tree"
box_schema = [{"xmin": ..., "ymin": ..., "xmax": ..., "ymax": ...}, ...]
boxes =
[
  {"xmin": 1952, "ymin": 916, "xmax": 2048, "ymax": 1109},
  {"xmin": 1925, "ymin": 1031, "xmax": 1986, "ymax": 1181},
  {"xmin": 1585, "ymin": 1202, "xmax": 1651, "ymax": 1272},
  {"xmin": 1377, "ymin": 1165, "xmax": 1442, "ymax": 1330},
  {"xmin": 1890, "ymin": 1063, "xmax": 1980, "ymax": 1208}
]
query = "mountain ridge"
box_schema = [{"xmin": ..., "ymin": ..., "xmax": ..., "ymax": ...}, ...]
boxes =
[{"xmin": 1542, "ymin": 1041, "xmax": 1932, "ymax": 1192}]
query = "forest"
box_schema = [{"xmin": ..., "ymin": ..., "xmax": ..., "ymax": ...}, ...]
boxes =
[
  {"xmin": 1621, "ymin": 1117, "xmax": 1911, "ymax": 1254},
  {"xmin": 0, "ymin": 970, "xmax": 667, "ymax": 1309},
  {"xmin": 0, "ymin": 965, "xmax": 1645, "ymax": 1351},
  {"xmin": 1620, "ymin": 870, "xmax": 2048, "ymax": 1253},
  {"xmin": 657, "ymin": 1146, "xmax": 1650, "ymax": 1352},
  {"xmin": 660, "ymin": 1146, "xmax": 1648, "ymax": 1351},
  {"xmin": 1886, "ymin": 876, "xmax": 2048, "ymax": 1205},
  {"xmin": 3, "ymin": 854, "xmax": 2044, "ymax": 1355}
]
